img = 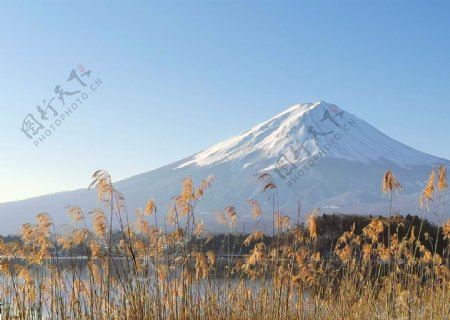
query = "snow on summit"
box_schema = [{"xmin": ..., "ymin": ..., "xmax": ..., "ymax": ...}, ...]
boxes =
[{"xmin": 178, "ymin": 101, "xmax": 441, "ymax": 170}]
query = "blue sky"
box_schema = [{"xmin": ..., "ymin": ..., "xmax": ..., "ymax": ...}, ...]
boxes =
[{"xmin": 1, "ymin": 1, "xmax": 449, "ymax": 203}]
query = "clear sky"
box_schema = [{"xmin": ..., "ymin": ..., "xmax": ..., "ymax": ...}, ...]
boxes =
[{"xmin": 1, "ymin": 1, "xmax": 449, "ymax": 203}]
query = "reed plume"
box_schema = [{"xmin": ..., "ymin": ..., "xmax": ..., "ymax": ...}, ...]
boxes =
[
  {"xmin": 420, "ymin": 168, "xmax": 436, "ymax": 207},
  {"xmin": 225, "ymin": 206, "xmax": 238, "ymax": 226},
  {"xmin": 382, "ymin": 170, "xmax": 403, "ymax": 193},
  {"xmin": 438, "ymin": 165, "xmax": 448, "ymax": 191},
  {"xmin": 247, "ymin": 199, "xmax": 262, "ymax": 218},
  {"xmin": 307, "ymin": 211, "xmax": 318, "ymax": 242}
]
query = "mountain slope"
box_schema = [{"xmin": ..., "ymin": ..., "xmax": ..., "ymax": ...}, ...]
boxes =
[{"xmin": 1, "ymin": 101, "xmax": 448, "ymax": 234}]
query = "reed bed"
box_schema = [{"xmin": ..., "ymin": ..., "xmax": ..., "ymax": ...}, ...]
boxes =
[{"xmin": 0, "ymin": 168, "xmax": 449, "ymax": 320}]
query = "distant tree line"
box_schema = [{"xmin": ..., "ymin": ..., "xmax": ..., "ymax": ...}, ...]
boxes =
[
  {"xmin": 0, "ymin": 213, "xmax": 446, "ymax": 258},
  {"xmin": 189, "ymin": 213, "xmax": 446, "ymax": 257}
]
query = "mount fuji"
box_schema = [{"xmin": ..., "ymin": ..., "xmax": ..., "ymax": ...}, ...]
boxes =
[{"xmin": 1, "ymin": 101, "xmax": 448, "ymax": 234}]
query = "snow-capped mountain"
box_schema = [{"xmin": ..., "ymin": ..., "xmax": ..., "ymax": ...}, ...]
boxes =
[
  {"xmin": 178, "ymin": 101, "xmax": 439, "ymax": 169},
  {"xmin": 1, "ymin": 101, "xmax": 448, "ymax": 235}
]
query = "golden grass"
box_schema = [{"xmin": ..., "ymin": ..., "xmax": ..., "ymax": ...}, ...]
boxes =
[{"xmin": 0, "ymin": 168, "xmax": 448, "ymax": 319}]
